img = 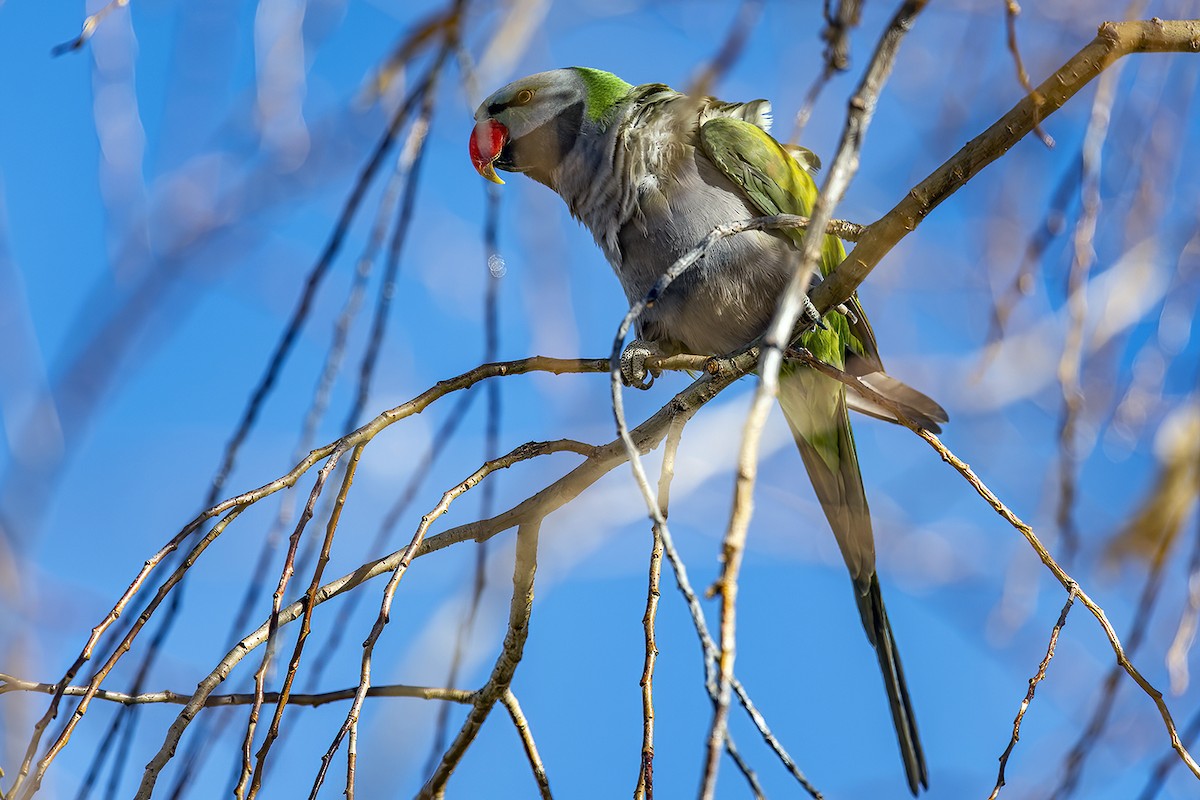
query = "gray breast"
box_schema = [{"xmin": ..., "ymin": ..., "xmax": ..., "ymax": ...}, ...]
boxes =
[{"xmin": 616, "ymin": 145, "xmax": 796, "ymax": 356}]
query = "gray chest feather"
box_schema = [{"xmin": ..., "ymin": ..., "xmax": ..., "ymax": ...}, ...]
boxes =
[
  {"xmin": 613, "ymin": 145, "xmax": 795, "ymax": 356},
  {"xmin": 551, "ymin": 91, "xmax": 798, "ymax": 357}
]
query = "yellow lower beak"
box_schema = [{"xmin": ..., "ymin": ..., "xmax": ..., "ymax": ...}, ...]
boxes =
[{"xmin": 478, "ymin": 161, "xmax": 504, "ymax": 185}]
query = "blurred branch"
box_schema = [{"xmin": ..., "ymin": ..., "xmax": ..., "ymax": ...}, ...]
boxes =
[
  {"xmin": 425, "ymin": 181, "xmax": 507, "ymax": 775},
  {"xmin": 974, "ymin": 153, "xmax": 1080, "ymax": 379},
  {"xmin": 791, "ymin": 0, "xmax": 863, "ymax": 140},
  {"xmin": 821, "ymin": 0, "xmax": 863, "ymax": 73},
  {"xmin": 1055, "ymin": 22, "xmax": 1131, "ymax": 564},
  {"xmin": 364, "ymin": 5, "xmax": 463, "ymax": 103},
  {"xmin": 1139, "ymin": 699, "xmax": 1200, "ymax": 800},
  {"xmin": 688, "ymin": 0, "xmax": 764, "ymax": 97},
  {"xmin": 1168, "ymin": 490, "xmax": 1200, "ymax": 694},
  {"xmin": 52, "ymin": 0, "xmax": 130, "ymax": 56}
]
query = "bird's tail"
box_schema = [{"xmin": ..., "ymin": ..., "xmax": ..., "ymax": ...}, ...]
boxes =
[
  {"xmin": 857, "ymin": 573, "xmax": 928, "ymax": 795},
  {"xmin": 778, "ymin": 367, "xmax": 928, "ymax": 795}
]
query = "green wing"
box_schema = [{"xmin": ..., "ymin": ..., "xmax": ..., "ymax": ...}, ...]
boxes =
[{"xmin": 698, "ymin": 117, "xmax": 881, "ymax": 370}]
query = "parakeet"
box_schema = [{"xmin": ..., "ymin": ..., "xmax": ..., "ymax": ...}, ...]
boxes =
[{"xmin": 469, "ymin": 67, "xmax": 945, "ymax": 795}]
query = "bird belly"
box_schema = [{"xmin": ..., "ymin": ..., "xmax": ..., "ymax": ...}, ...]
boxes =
[{"xmin": 615, "ymin": 174, "xmax": 796, "ymax": 356}]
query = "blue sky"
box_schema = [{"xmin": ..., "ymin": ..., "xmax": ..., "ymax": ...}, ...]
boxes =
[{"xmin": 2, "ymin": 1, "xmax": 1199, "ymax": 798}]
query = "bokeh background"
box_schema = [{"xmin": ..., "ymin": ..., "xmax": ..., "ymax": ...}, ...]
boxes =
[{"xmin": 1, "ymin": 0, "xmax": 1198, "ymax": 798}]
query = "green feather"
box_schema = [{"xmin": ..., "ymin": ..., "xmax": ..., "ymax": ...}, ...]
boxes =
[
  {"xmin": 698, "ymin": 116, "xmax": 866, "ymax": 362},
  {"xmin": 569, "ymin": 67, "xmax": 633, "ymax": 121}
]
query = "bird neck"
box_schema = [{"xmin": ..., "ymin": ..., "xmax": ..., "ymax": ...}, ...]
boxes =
[{"xmin": 549, "ymin": 84, "xmax": 683, "ymax": 263}]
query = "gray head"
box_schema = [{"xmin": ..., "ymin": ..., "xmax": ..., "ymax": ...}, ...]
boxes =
[{"xmin": 468, "ymin": 67, "xmax": 633, "ymax": 187}]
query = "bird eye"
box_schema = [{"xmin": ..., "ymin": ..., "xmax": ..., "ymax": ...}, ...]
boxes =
[{"xmin": 514, "ymin": 89, "xmax": 534, "ymax": 105}]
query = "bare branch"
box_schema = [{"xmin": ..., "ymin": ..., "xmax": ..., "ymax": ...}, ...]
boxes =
[
  {"xmin": 417, "ymin": 521, "xmax": 542, "ymax": 798},
  {"xmin": 704, "ymin": 3, "xmax": 930, "ymax": 794},
  {"xmin": 500, "ymin": 690, "xmax": 553, "ymax": 800},
  {"xmin": 0, "ymin": 676, "xmax": 474, "ymax": 708},
  {"xmin": 790, "ymin": 348, "xmax": 1200, "ymax": 782},
  {"xmin": 1002, "ymin": 0, "xmax": 1055, "ymax": 148},
  {"xmin": 989, "ymin": 590, "xmax": 1076, "ymax": 800},
  {"xmin": 635, "ymin": 418, "xmax": 685, "ymax": 800},
  {"xmin": 313, "ymin": 438, "xmax": 593, "ymax": 799},
  {"xmin": 811, "ymin": 18, "xmax": 1200, "ymax": 315}
]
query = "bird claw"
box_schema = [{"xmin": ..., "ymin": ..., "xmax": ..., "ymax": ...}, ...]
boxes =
[
  {"xmin": 619, "ymin": 339, "xmax": 663, "ymax": 390},
  {"xmin": 801, "ymin": 292, "xmax": 827, "ymax": 330},
  {"xmin": 800, "ymin": 274, "xmax": 859, "ymax": 330}
]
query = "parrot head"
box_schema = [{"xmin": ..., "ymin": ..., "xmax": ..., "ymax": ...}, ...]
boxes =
[{"xmin": 469, "ymin": 68, "xmax": 632, "ymax": 187}]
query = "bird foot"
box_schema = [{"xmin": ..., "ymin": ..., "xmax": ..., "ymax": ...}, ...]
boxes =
[
  {"xmin": 619, "ymin": 339, "xmax": 664, "ymax": 390},
  {"xmin": 801, "ymin": 292, "xmax": 828, "ymax": 331}
]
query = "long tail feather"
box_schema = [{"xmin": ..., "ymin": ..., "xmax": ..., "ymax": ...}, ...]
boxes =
[
  {"xmin": 859, "ymin": 574, "xmax": 928, "ymax": 795},
  {"xmin": 779, "ymin": 368, "xmax": 928, "ymax": 794}
]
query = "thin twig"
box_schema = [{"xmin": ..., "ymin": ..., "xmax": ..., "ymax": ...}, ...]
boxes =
[
  {"xmin": 988, "ymin": 589, "xmax": 1076, "ymax": 800},
  {"xmin": 723, "ymin": 735, "xmax": 766, "ymax": 800},
  {"xmin": 1050, "ymin": 494, "xmax": 1178, "ymax": 800},
  {"xmin": 234, "ymin": 446, "xmax": 347, "ymax": 799},
  {"xmin": 635, "ymin": 418, "xmax": 685, "ymax": 800},
  {"xmin": 500, "ymin": 690, "xmax": 553, "ymax": 800},
  {"xmin": 810, "ymin": 19, "xmax": 1200, "ymax": 317},
  {"xmin": 0, "ymin": 676, "xmax": 475, "ymax": 708},
  {"xmin": 704, "ymin": 3, "xmax": 929, "ymax": 796},
  {"xmin": 791, "ymin": 348, "xmax": 1200, "ymax": 783},
  {"xmin": 310, "ymin": 440, "xmax": 594, "ymax": 799},
  {"xmin": 1002, "ymin": 0, "xmax": 1055, "ymax": 147},
  {"xmin": 417, "ymin": 521, "xmax": 543, "ymax": 799}
]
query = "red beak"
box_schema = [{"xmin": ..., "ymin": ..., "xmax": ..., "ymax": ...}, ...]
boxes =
[{"xmin": 469, "ymin": 119, "xmax": 508, "ymax": 184}]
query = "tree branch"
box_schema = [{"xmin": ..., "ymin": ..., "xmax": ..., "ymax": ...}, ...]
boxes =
[{"xmin": 810, "ymin": 18, "xmax": 1200, "ymax": 315}]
